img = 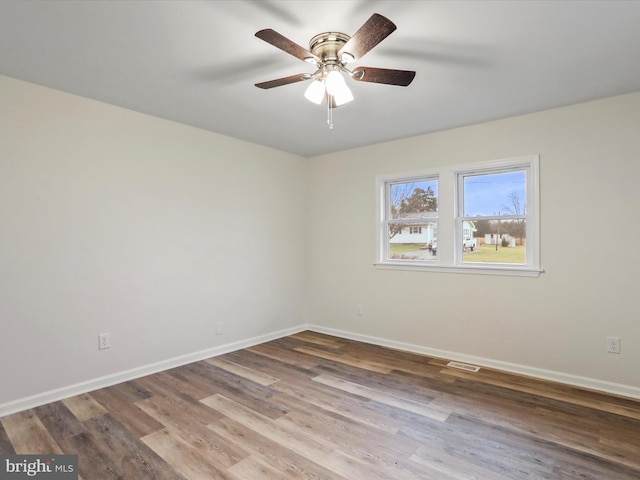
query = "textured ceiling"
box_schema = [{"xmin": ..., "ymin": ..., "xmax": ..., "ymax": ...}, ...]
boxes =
[{"xmin": 2, "ymin": 1, "xmax": 640, "ymax": 157}]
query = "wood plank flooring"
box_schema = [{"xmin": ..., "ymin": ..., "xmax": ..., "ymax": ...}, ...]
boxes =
[{"xmin": 2, "ymin": 331, "xmax": 639, "ymax": 479}]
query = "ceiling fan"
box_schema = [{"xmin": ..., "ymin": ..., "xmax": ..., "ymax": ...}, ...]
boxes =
[{"xmin": 254, "ymin": 13, "xmax": 416, "ymax": 128}]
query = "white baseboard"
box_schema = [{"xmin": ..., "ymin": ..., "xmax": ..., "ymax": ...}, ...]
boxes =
[
  {"xmin": 3, "ymin": 323, "xmax": 638, "ymax": 418},
  {"xmin": 0, "ymin": 325, "xmax": 307, "ymax": 418},
  {"xmin": 306, "ymin": 324, "xmax": 640, "ymax": 401}
]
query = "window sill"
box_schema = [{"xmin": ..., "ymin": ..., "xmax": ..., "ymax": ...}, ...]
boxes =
[{"xmin": 374, "ymin": 262, "xmax": 543, "ymax": 277}]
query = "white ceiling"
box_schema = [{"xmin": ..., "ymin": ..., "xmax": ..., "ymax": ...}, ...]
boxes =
[{"xmin": 2, "ymin": 0, "xmax": 640, "ymax": 157}]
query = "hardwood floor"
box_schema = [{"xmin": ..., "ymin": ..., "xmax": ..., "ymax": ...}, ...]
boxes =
[{"xmin": 2, "ymin": 331, "xmax": 639, "ymax": 479}]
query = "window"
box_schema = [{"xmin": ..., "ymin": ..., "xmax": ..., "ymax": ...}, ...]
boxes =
[
  {"xmin": 382, "ymin": 177, "xmax": 438, "ymax": 262},
  {"xmin": 458, "ymin": 168, "xmax": 527, "ymax": 265},
  {"xmin": 376, "ymin": 155, "xmax": 541, "ymax": 276}
]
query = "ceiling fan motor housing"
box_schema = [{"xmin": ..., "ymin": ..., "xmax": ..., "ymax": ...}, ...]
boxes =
[{"xmin": 308, "ymin": 32, "xmax": 351, "ymax": 65}]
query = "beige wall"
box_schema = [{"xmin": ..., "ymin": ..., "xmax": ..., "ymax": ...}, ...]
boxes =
[
  {"xmin": 307, "ymin": 92, "xmax": 640, "ymax": 393},
  {"xmin": 0, "ymin": 76, "xmax": 308, "ymax": 408}
]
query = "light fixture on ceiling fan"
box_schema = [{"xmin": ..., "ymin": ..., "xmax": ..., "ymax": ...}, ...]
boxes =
[{"xmin": 254, "ymin": 13, "xmax": 416, "ymax": 128}]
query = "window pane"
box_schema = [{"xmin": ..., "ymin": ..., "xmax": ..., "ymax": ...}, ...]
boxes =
[
  {"xmin": 463, "ymin": 170, "xmax": 526, "ymax": 217},
  {"xmin": 463, "ymin": 220, "xmax": 526, "ymax": 264},
  {"xmin": 388, "ymin": 224, "xmax": 437, "ymax": 261},
  {"xmin": 390, "ymin": 179, "xmax": 438, "ymax": 220}
]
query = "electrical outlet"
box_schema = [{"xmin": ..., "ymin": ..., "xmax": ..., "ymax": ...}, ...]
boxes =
[
  {"xmin": 606, "ymin": 336, "xmax": 620, "ymax": 354},
  {"xmin": 98, "ymin": 333, "xmax": 111, "ymax": 350},
  {"xmin": 356, "ymin": 304, "xmax": 364, "ymax": 316},
  {"xmin": 216, "ymin": 321, "xmax": 224, "ymax": 335}
]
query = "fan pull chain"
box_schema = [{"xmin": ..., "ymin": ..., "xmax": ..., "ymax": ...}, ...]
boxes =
[{"xmin": 327, "ymin": 95, "xmax": 334, "ymax": 129}]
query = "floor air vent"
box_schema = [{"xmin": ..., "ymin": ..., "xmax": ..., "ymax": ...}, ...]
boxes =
[{"xmin": 447, "ymin": 361, "xmax": 480, "ymax": 373}]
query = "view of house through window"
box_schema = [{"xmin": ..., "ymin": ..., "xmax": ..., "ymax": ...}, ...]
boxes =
[
  {"xmin": 378, "ymin": 155, "xmax": 540, "ymax": 276},
  {"xmin": 387, "ymin": 178, "xmax": 438, "ymax": 261}
]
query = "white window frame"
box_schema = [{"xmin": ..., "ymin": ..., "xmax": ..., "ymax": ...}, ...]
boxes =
[{"xmin": 376, "ymin": 154, "xmax": 542, "ymax": 277}]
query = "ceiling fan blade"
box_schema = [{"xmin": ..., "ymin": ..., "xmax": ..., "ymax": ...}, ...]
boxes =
[
  {"xmin": 351, "ymin": 67, "xmax": 416, "ymax": 86},
  {"xmin": 255, "ymin": 73, "xmax": 309, "ymax": 89},
  {"xmin": 255, "ymin": 29, "xmax": 319, "ymax": 63},
  {"xmin": 338, "ymin": 13, "xmax": 396, "ymax": 61}
]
